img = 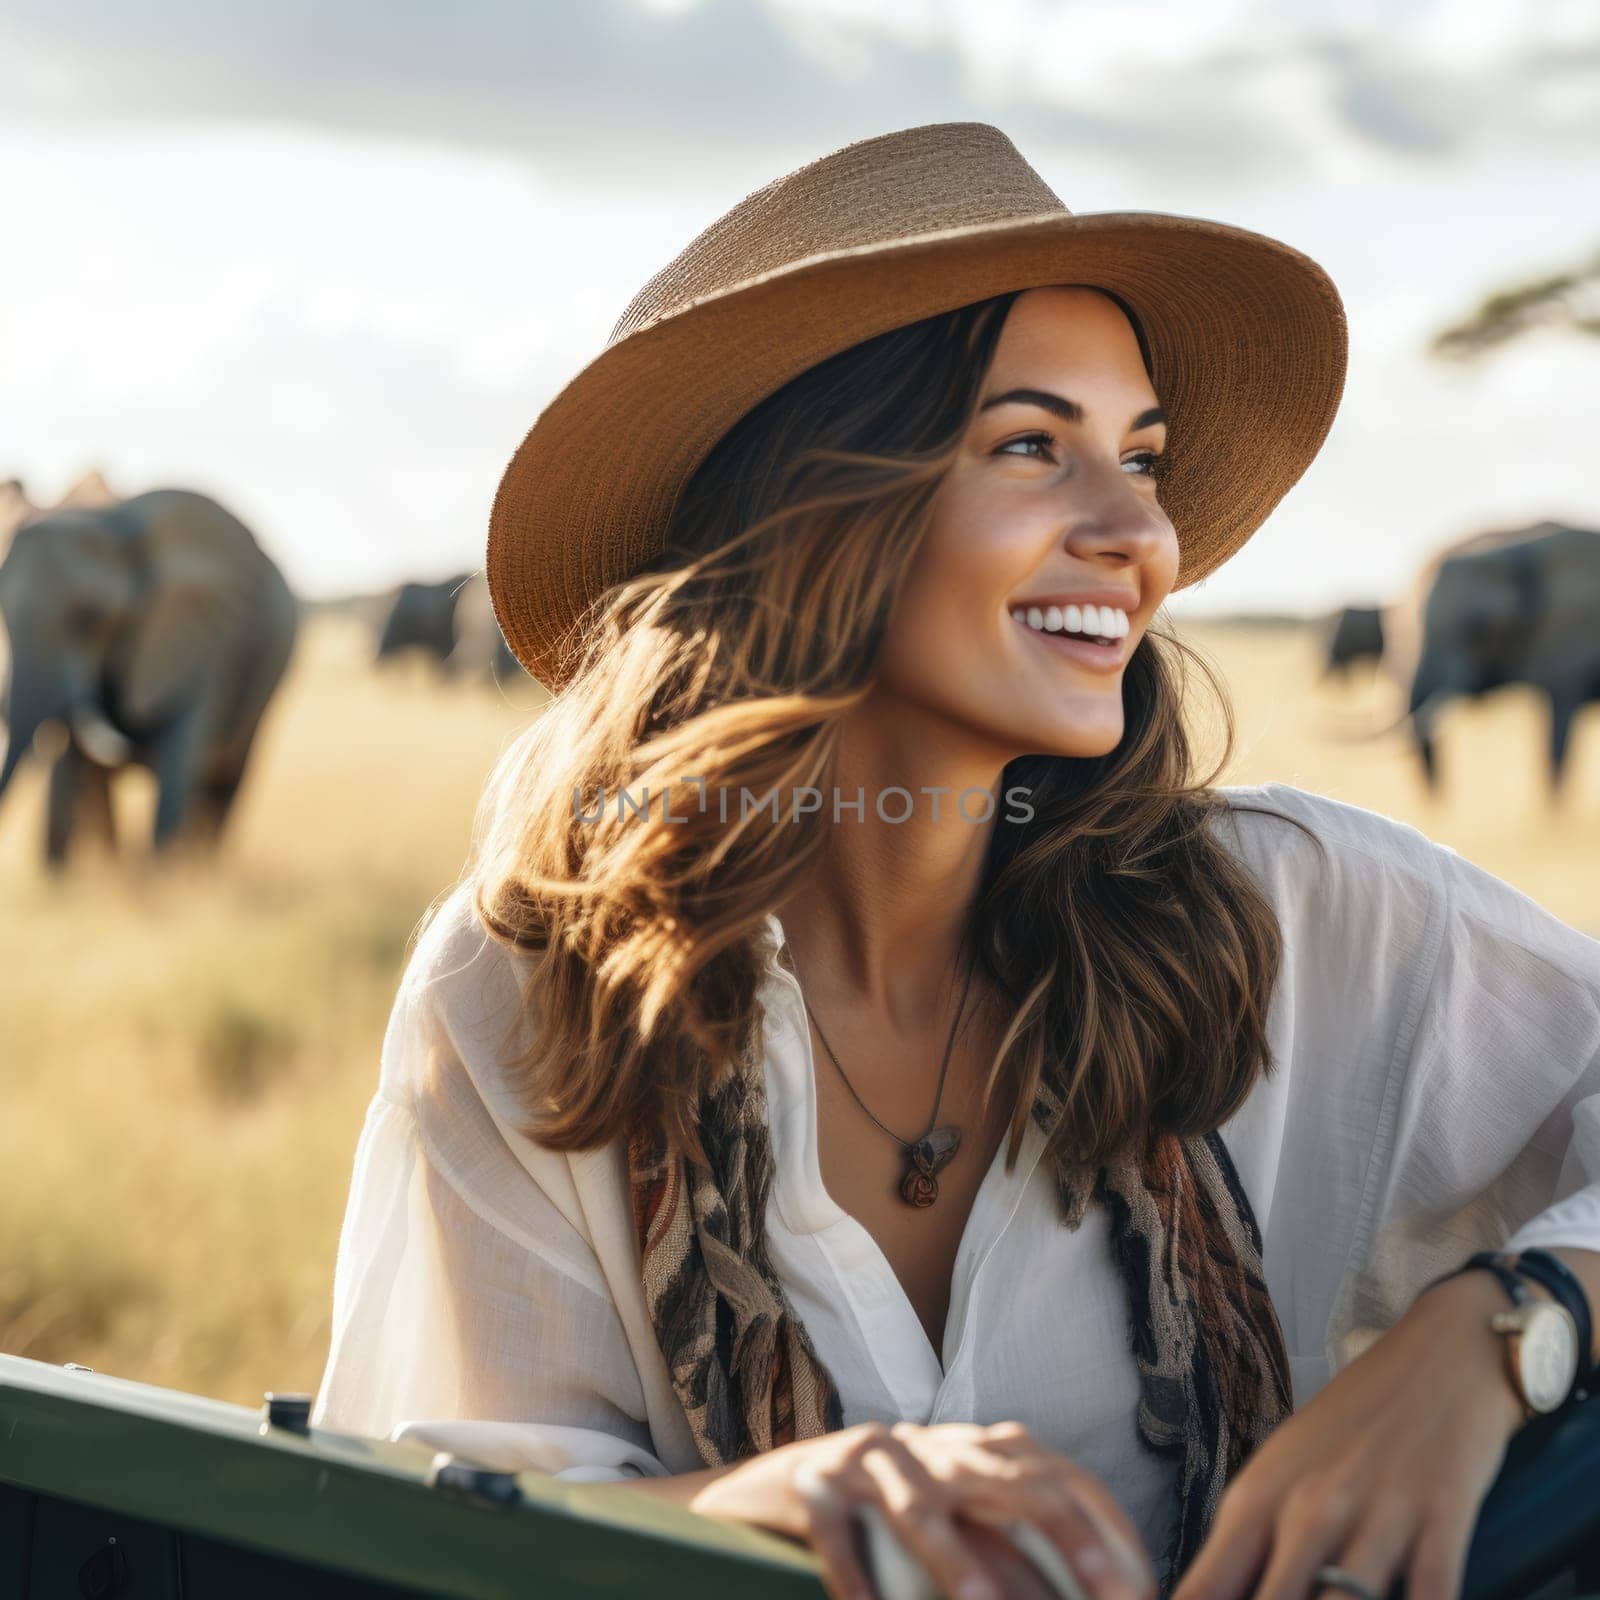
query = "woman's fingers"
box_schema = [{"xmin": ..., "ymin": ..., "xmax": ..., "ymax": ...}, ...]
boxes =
[
  {"xmin": 1253, "ymin": 1482, "xmax": 1471, "ymax": 1600},
  {"xmin": 1047, "ymin": 1471, "xmax": 1158, "ymax": 1597},
  {"xmin": 856, "ymin": 1435, "xmax": 1006, "ymax": 1600},
  {"xmin": 1404, "ymin": 1486, "xmax": 1482, "ymax": 1600},
  {"xmin": 1249, "ymin": 1478, "xmax": 1360, "ymax": 1600},
  {"xmin": 792, "ymin": 1458, "xmax": 879, "ymax": 1600},
  {"xmin": 978, "ymin": 1424, "xmax": 1154, "ymax": 1596},
  {"xmin": 962, "ymin": 1474, "xmax": 1149, "ymax": 1600},
  {"xmin": 920, "ymin": 1429, "xmax": 1154, "ymax": 1600},
  {"xmin": 954, "ymin": 1514, "xmax": 1084, "ymax": 1600},
  {"xmin": 953, "ymin": 1459, "xmax": 1158, "ymax": 1593},
  {"xmin": 784, "ymin": 1421, "xmax": 1159, "ymax": 1600},
  {"xmin": 1325, "ymin": 1492, "xmax": 1422, "ymax": 1600}
]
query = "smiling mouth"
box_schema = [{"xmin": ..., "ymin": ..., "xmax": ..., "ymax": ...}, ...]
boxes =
[{"xmin": 1008, "ymin": 607, "xmax": 1129, "ymax": 670}]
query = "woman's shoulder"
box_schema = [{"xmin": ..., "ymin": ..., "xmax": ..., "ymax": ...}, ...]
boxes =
[
  {"xmin": 1205, "ymin": 780, "xmax": 1442, "ymax": 894},
  {"xmin": 402, "ymin": 877, "xmax": 530, "ymax": 993},
  {"xmin": 379, "ymin": 878, "xmax": 549, "ymax": 1122},
  {"xmin": 1207, "ymin": 781, "xmax": 1600, "ymax": 990}
]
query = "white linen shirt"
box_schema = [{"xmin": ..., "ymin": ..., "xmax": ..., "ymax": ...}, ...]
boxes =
[{"xmin": 312, "ymin": 781, "xmax": 1600, "ymax": 1574}]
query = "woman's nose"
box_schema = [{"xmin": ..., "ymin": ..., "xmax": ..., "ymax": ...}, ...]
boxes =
[
  {"xmin": 1052, "ymin": 449, "xmax": 1171, "ymax": 557},
  {"xmin": 1059, "ymin": 499, "xmax": 1172, "ymax": 570}
]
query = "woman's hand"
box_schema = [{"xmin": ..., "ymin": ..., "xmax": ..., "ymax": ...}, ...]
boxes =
[
  {"xmin": 688, "ymin": 1417, "xmax": 1158, "ymax": 1600},
  {"xmin": 1171, "ymin": 1271, "xmax": 1531, "ymax": 1600}
]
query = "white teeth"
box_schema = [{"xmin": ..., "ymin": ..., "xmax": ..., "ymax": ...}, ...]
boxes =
[{"xmin": 1010, "ymin": 603, "xmax": 1130, "ymax": 642}]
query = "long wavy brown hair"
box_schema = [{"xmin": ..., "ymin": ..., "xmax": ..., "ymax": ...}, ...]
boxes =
[{"xmin": 460, "ymin": 287, "xmax": 1318, "ymax": 1176}]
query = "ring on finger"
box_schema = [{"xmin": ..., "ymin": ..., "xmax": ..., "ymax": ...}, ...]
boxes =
[{"xmin": 1314, "ymin": 1563, "xmax": 1383, "ymax": 1600}]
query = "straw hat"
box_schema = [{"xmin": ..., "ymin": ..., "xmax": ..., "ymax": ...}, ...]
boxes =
[{"xmin": 487, "ymin": 121, "xmax": 1347, "ymax": 692}]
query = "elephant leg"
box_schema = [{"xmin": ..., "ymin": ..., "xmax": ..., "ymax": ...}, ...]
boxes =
[
  {"xmin": 149, "ymin": 702, "xmax": 213, "ymax": 858},
  {"xmin": 46, "ymin": 742, "xmax": 126, "ymax": 867},
  {"xmin": 181, "ymin": 621, "xmax": 291, "ymax": 855},
  {"xmin": 1546, "ymin": 688, "xmax": 1582, "ymax": 805},
  {"xmin": 44, "ymin": 744, "xmax": 86, "ymax": 870},
  {"xmin": 1414, "ymin": 728, "xmax": 1441, "ymax": 793}
]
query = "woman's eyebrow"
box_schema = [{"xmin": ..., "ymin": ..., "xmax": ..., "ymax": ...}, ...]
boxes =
[{"xmin": 978, "ymin": 388, "xmax": 1167, "ymax": 431}]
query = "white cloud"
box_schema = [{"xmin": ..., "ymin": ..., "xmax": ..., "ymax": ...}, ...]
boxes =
[
  {"xmin": 1, "ymin": 2, "xmax": 1596, "ymax": 614},
  {"xmin": 3, "ymin": 0, "xmax": 1598, "ymax": 190}
]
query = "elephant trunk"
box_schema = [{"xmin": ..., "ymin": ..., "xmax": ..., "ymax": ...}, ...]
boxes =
[
  {"xmin": 1327, "ymin": 684, "xmax": 1453, "ymax": 745},
  {"xmin": 1404, "ymin": 682, "xmax": 1454, "ymax": 791},
  {"xmin": 0, "ymin": 671, "xmax": 50, "ymax": 807},
  {"xmin": 69, "ymin": 704, "xmax": 134, "ymax": 767},
  {"xmin": 0, "ymin": 669, "xmax": 133, "ymax": 811}
]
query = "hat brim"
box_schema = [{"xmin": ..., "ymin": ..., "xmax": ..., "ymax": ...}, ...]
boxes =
[{"xmin": 487, "ymin": 208, "xmax": 1348, "ymax": 692}]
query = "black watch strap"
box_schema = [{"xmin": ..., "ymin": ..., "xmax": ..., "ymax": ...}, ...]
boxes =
[
  {"xmin": 1511, "ymin": 1248, "xmax": 1595, "ymax": 1400},
  {"xmin": 1428, "ymin": 1249, "xmax": 1531, "ymax": 1307}
]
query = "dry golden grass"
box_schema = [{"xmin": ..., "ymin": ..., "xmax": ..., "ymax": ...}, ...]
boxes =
[
  {"xmin": 0, "ymin": 613, "xmax": 1595, "ymax": 1407},
  {"xmin": 1177, "ymin": 620, "xmax": 1600, "ymax": 933}
]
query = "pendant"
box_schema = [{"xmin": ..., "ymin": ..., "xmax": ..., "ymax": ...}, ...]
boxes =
[{"xmin": 899, "ymin": 1125, "xmax": 962, "ymax": 1208}]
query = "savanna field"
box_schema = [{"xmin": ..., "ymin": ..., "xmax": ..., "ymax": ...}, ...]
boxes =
[{"xmin": 2, "ymin": 614, "xmax": 1597, "ymax": 1407}]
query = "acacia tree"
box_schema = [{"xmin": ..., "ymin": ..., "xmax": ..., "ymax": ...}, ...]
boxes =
[{"xmin": 1430, "ymin": 243, "xmax": 1600, "ymax": 358}]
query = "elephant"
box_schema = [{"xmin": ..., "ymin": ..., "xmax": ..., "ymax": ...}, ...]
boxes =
[
  {"xmin": 0, "ymin": 471, "xmax": 125, "ymax": 698},
  {"xmin": 1401, "ymin": 520, "xmax": 1600, "ymax": 797},
  {"xmin": 0, "ymin": 487, "xmax": 300, "ymax": 868},
  {"xmin": 375, "ymin": 569, "xmax": 526, "ymax": 686},
  {"xmin": 1319, "ymin": 604, "xmax": 1386, "ymax": 679},
  {"xmin": 375, "ymin": 572, "xmax": 472, "ymax": 678}
]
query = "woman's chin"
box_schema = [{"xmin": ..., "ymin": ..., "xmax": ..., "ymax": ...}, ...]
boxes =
[{"xmin": 1020, "ymin": 711, "xmax": 1126, "ymax": 761}]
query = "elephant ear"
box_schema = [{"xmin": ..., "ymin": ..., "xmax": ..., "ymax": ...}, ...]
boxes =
[{"xmin": 120, "ymin": 500, "xmax": 259, "ymax": 727}]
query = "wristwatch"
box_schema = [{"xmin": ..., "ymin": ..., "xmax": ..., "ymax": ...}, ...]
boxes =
[
  {"xmin": 1511, "ymin": 1248, "xmax": 1595, "ymax": 1404},
  {"xmin": 1452, "ymin": 1250, "xmax": 1582, "ymax": 1419}
]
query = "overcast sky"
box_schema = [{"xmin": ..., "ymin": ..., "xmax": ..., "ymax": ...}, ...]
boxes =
[{"xmin": 2, "ymin": 0, "xmax": 1597, "ymax": 616}]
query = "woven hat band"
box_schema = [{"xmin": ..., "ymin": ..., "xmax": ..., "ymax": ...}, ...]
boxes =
[{"xmin": 610, "ymin": 123, "xmax": 1069, "ymax": 346}]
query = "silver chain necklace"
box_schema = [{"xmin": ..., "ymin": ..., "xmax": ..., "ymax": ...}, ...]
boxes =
[{"xmin": 785, "ymin": 946, "xmax": 976, "ymax": 1208}]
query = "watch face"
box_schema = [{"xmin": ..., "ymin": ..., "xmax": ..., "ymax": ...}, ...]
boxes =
[{"xmin": 1521, "ymin": 1305, "xmax": 1580, "ymax": 1412}]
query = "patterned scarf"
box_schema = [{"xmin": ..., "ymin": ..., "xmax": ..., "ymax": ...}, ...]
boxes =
[{"xmin": 627, "ymin": 973, "xmax": 1294, "ymax": 1595}]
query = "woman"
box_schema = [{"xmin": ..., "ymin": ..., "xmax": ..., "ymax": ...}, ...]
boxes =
[{"xmin": 313, "ymin": 124, "xmax": 1600, "ymax": 1600}]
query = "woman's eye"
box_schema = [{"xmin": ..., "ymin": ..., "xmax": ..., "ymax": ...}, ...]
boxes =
[
  {"xmin": 995, "ymin": 431, "xmax": 1056, "ymax": 462},
  {"xmin": 994, "ymin": 433, "xmax": 1168, "ymax": 480}
]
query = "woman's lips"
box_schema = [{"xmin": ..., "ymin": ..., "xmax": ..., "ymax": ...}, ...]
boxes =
[{"xmin": 1011, "ymin": 613, "xmax": 1129, "ymax": 675}]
